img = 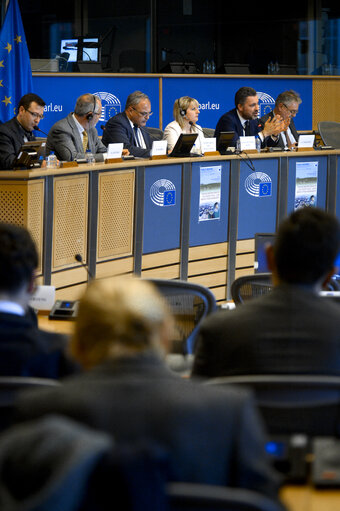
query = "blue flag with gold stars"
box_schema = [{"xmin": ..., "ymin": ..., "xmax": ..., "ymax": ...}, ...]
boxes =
[{"xmin": 0, "ymin": 0, "xmax": 33, "ymax": 122}]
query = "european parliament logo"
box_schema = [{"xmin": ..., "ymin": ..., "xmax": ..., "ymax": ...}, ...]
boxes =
[
  {"xmin": 150, "ymin": 179, "xmax": 176, "ymax": 207},
  {"xmin": 257, "ymin": 91, "xmax": 275, "ymax": 118},
  {"xmin": 92, "ymin": 91, "xmax": 121, "ymax": 123},
  {"xmin": 245, "ymin": 172, "xmax": 272, "ymax": 198}
]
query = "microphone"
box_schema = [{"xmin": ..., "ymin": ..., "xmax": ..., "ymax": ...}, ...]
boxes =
[
  {"xmin": 34, "ymin": 126, "xmax": 49, "ymax": 137},
  {"xmin": 189, "ymin": 121, "xmax": 204, "ymax": 134},
  {"xmin": 74, "ymin": 253, "xmax": 93, "ymax": 280}
]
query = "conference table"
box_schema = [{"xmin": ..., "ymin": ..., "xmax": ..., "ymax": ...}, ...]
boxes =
[{"xmin": 1, "ymin": 149, "xmax": 339, "ymax": 306}]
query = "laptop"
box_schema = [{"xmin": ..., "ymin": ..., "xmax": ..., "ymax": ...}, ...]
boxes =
[
  {"xmin": 169, "ymin": 133, "xmax": 198, "ymax": 157},
  {"xmin": 217, "ymin": 131, "xmax": 235, "ymax": 154},
  {"xmin": 254, "ymin": 233, "xmax": 276, "ymax": 273}
]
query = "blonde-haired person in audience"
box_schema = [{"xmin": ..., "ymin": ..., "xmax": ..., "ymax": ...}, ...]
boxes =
[
  {"xmin": 163, "ymin": 96, "xmax": 205, "ymax": 155},
  {"xmin": 16, "ymin": 276, "xmax": 282, "ymax": 500}
]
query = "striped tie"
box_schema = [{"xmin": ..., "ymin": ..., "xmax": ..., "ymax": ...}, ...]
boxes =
[{"xmin": 82, "ymin": 130, "xmax": 88, "ymax": 153}]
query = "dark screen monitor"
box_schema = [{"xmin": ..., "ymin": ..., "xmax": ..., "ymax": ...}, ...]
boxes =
[
  {"xmin": 169, "ymin": 133, "xmax": 198, "ymax": 157},
  {"xmin": 254, "ymin": 233, "xmax": 276, "ymax": 273},
  {"xmin": 60, "ymin": 37, "xmax": 99, "ymax": 63},
  {"xmin": 217, "ymin": 131, "xmax": 235, "ymax": 154}
]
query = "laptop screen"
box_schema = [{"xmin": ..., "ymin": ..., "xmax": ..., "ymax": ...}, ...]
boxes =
[{"xmin": 254, "ymin": 233, "xmax": 276, "ymax": 273}]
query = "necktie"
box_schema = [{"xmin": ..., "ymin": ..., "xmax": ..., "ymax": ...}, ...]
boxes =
[
  {"xmin": 82, "ymin": 131, "xmax": 88, "ymax": 153},
  {"xmin": 133, "ymin": 125, "xmax": 140, "ymax": 147},
  {"xmin": 244, "ymin": 120, "xmax": 250, "ymax": 136},
  {"xmin": 284, "ymin": 130, "xmax": 293, "ymax": 149}
]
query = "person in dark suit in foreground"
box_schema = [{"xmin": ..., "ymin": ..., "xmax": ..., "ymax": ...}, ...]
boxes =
[
  {"xmin": 0, "ymin": 223, "xmax": 77, "ymax": 378},
  {"xmin": 214, "ymin": 86, "xmax": 284, "ymax": 147},
  {"xmin": 102, "ymin": 90, "xmax": 153, "ymax": 157},
  {"xmin": 16, "ymin": 276, "xmax": 282, "ymax": 500},
  {"xmin": 260, "ymin": 90, "xmax": 301, "ymax": 150},
  {"xmin": 192, "ymin": 207, "xmax": 340, "ymax": 378}
]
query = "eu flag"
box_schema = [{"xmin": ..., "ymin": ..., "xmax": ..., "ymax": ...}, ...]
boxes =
[{"xmin": 0, "ymin": 0, "xmax": 33, "ymax": 122}]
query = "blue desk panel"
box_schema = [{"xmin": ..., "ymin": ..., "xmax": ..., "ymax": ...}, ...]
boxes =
[
  {"xmin": 287, "ymin": 155, "xmax": 327, "ymax": 213},
  {"xmin": 143, "ymin": 164, "xmax": 182, "ymax": 254},
  {"xmin": 162, "ymin": 77, "xmax": 313, "ymax": 131},
  {"xmin": 189, "ymin": 160, "xmax": 230, "ymax": 246},
  {"xmin": 32, "ymin": 75, "xmax": 160, "ymax": 133},
  {"xmin": 237, "ymin": 157, "xmax": 279, "ymax": 239},
  {"xmin": 336, "ymin": 156, "xmax": 340, "ymax": 220}
]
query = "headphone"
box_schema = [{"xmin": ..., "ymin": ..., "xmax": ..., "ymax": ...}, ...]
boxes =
[
  {"xmin": 86, "ymin": 95, "xmax": 97, "ymax": 121},
  {"xmin": 178, "ymin": 99, "xmax": 186, "ymax": 117}
]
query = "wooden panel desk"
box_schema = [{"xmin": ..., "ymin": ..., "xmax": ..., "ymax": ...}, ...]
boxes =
[{"xmin": 0, "ymin": 150, "xmax": 338, "ymax": 304}]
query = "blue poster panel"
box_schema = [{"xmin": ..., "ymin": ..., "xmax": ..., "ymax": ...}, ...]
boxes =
[
  {"xmin": 189, "ymin": 160, "xmax": 229, "ymax": 246},
  {"xmin": 32, "ymin": 75, "xmax": 160, "ymax": 133},
  {"xmin": 238, "ymin": 157, "xmax": 279, "ymax": 240},
  {"xmin": 287, "ymin": 155, "xmax": 327, "ymax": 213},
  {"xmin": 336, "ymin": 156, "xmax": 340, "ymax": 221},
  {"xmin": 143, "ymin": 164, "xmax": 182, "ymax": 254},
  {"xmin": 162, "ymin": 77, "xmax": 313, "ymax": 132}
]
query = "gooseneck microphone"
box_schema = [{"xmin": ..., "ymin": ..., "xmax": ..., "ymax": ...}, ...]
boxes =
[
  {"xmin": 34, "ymin": 126, "xmax": 49, "ymax": 137},
  {"xmin": 189, "ymin": 121, "xmax": 204, "ymax": 134},
  {"xmin": 75, "ymin": 253, "xmax": 93, "ymax": 280}
]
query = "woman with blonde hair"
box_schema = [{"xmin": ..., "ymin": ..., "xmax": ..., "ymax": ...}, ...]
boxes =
[{"xmin": 163, "ymin": 96, "xmax": 205, "ymax": 155}]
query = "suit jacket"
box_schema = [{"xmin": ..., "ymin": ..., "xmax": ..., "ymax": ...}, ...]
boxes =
[
  {"xmin": 0, "ymin": 311, "xmax": 78, "ymax": 378},
  {"xmin": 260, "ymin": 111, "xmax": 298, "ymax": 149},
  {"xmin": 46, "ymin": 113, "xmax": 107, "ymax": 162},
  {"xmin": 0, "ymin": 117, "xmax": 35, "ymax": 170},
  {"xmin": 16, "ymin": 351, "xmax": 281, "ymax": 499},
  {"xmin": 102, "ymin": 112, "xmax": 152, "ymax": 158},
  {"xmin": 214, "ymin": 108, "xmax": 261, "ymax": 146},
  {"xmin": 214, "ymin": 108, "xmax": 278, "ymax": 148},
  {"xmin": 192, "ymin": 284, "xmax": 340, "ymax": 378}
]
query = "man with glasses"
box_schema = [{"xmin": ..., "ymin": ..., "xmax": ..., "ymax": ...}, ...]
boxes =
[
  {"xmin": 260, "ymin": 90, "xmax": 302, "ymax": 150},
  {"xmin": 0, "ymin": 93, "xmax": 45, "ymax": 170},
  {"xmin": 46, "ymin": 93, "xmax": 107, "ymax": 162},
  {"xmin": 102, "ymin": 90, "xmax": 153, "ymax": 158}
]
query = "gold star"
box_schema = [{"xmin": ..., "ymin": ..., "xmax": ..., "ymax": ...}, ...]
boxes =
[
  {"xmin": 2, "ymin": 96, "xmax": 11, "ymax": 106},
  {"xmin": 0, "ymin": 80, "xmax": 3, "ymax": 87},
  {"xmin": 5, "ymin": 43, "xmax": 12, "ymax": 53},
  {"xmin": 0, "ymin": 61, "xmax": 4, "ymax": 68},
  {"xmin": 14, "ymin": 35, "xmax": 22, "ymax": 43}
]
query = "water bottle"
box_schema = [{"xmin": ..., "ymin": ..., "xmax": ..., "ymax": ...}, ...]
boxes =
[
  {"xmin": 206, "ymin": 60, "xmax": 212, "ymax": 73},
  {"xmin": 211, "ymin": 60, "xmax": 216, "ymax": 73},
  {"xmin": 86, "ymin": 150, "xmax": 95, "ymax": 166},
  {"xmin": 236, "ymin": 139, "xmax": 241, "ymax": 152},
  {"xmin": 256, "ymin": 137, "xmax": 261, "ymax": 153},
  {"xmin": 46, "ymin": 151, "xmax": 57, "ymax": 169}
]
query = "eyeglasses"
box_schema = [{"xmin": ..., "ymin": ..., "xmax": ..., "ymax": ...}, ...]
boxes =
[
  {"xmin": 26, "ymin": 109, "xmax": 44, "ymax": 120},
  {"xmin": 132, "ymin": 106, "xmax": 153, "ymax": 118},
  {"xmin": 283, "ymin": 104, "xmax": 298, "ymax": 116}
]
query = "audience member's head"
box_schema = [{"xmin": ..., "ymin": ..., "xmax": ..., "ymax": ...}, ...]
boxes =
[
  {"xmin": 74, "ymin": 93, "xmax": 102, "ymax": 128},
  {"xmin": 0, "ymin": 223, "xmax": 38, "ymax": 299},
  {"xmin": 71, "ymin": 277, "xmax": 173, "ymax": 369},
  {"xmin": 17, "ymin": 93, "xmax": 45, "ymax": 132},
  {"xmin": 267, "ymin": 207, "xmax": 340, "ymax": 287},
  {"xmin": 124, "ymin": 91, "xmax": 152, "ymax": 128},
  {"xmin": 234, "ymin": 86, "xmax": 259, "ymax": 120}
]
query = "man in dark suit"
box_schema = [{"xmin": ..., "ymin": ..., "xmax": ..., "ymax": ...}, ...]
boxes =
[
  {"xmin": 214, "ymin": 86, "xmax": 283, "ymax": 147},
  {"xmin": 0, "ymin": 93, "xmax": 45, "ymax": 170},
  {"xmin": 192, "ymin": 207, "xmax": 340, "ymax": 378},
  {"xmin": 102, "ymin": 90, "xmax": 153, "ymax": 157},
  {"xmin": 46, "ymin": 93, "xmax": 107, "ymax": 162},
  {"xmin": 260, "ymin": 90, "xmax": 301, "ymax": 150},
  {"xmin": 16, "ymin": 276, "xmax": 282, "ymax": 500},
  {"xmin": 0, "ymin": 223, "xmax": 77, "ymax": 378}
]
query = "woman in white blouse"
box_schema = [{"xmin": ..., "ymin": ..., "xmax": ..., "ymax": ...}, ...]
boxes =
[{"xmin": 163, "ymin": 96, "xmax": 205, "ymax": 155}]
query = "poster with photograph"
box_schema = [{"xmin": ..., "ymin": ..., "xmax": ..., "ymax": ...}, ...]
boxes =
[
  {"xmin": 199, "ymin": 165, "xmax": 221, "ymax": 221},
  {"xmin": 294, "ymin": 161, "xmax": 318, "ymax": 210}
]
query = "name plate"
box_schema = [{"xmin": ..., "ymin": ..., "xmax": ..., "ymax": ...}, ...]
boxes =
[
  {"xmin": 151, "ymin": 140, "xmax": 167, "ymax": 157},
  {"xmin": 239, "ymin": 136, "xmax": 256, "ymax": 151},
  {"xmin": 202, "ymin": 138, "xmax": 217, "ymax": 153}
]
